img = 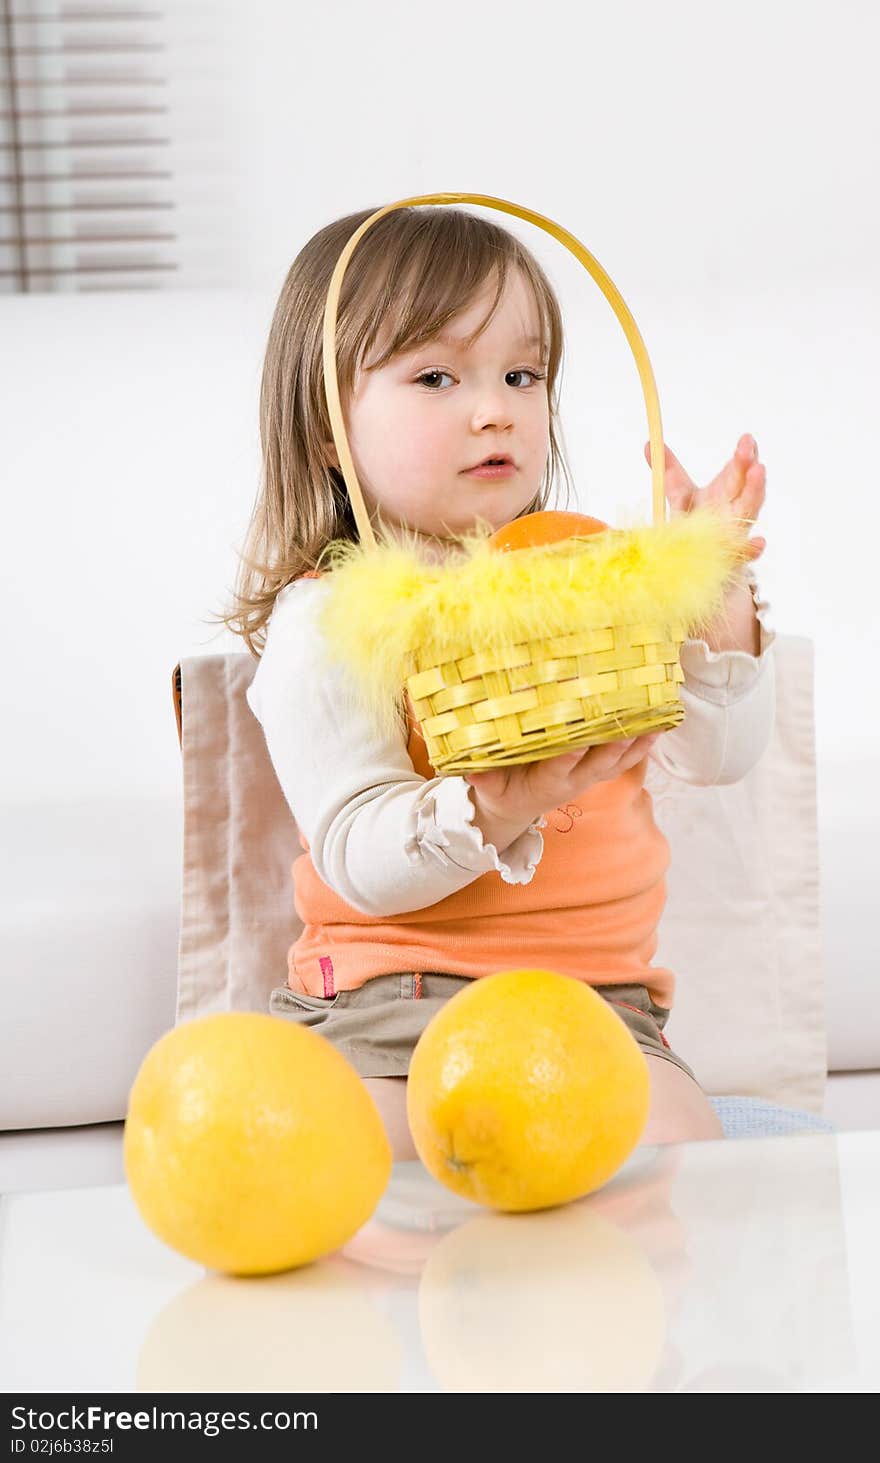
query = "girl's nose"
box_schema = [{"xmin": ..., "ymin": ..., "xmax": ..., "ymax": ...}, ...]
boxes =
[{"xmin": 471, "ymin": 397, "xmax": 515, "ymax": 431}]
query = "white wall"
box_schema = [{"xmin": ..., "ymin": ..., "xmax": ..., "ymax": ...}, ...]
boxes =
[{"xmin": 2, "ymin": 1, "xmax": 878, "ymax": 1073}]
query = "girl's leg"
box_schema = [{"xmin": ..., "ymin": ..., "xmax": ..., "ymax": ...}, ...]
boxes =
[
  {"xmin": 640, "ymin": 1054, "xmax": 724, "ymax": 1144},
  {"xmin": 364, "ymin": 1055, "xmax": 723, "ymax": 1164},
  {"xmin": 363, "ymin": 1076, "xmax": 419, "ymax": 1161}
]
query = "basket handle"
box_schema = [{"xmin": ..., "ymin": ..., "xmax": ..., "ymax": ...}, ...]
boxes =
[{"xmin": 322, "ymin": 191, "xmax": 667, "ymax": 548}]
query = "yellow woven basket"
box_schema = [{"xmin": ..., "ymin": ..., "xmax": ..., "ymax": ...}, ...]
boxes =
[{"xmin": 317, "ymin": 191, "xmax": 751, "ymax": 775}]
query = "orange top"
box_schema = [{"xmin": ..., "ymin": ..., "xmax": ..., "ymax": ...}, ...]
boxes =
[{"xmin": 285, "ymin": 568, "xmax": 676, "ymax": 1010}]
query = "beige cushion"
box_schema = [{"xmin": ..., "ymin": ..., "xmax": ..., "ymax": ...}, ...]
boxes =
[{"xmin": 173, "ymin": 636, "xmax": 826, "ymax": 1111}]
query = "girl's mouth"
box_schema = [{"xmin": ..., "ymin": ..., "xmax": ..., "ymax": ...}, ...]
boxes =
[{"xmin": 463, "ymin": 461, "xmax": 517, "ymax": 479}]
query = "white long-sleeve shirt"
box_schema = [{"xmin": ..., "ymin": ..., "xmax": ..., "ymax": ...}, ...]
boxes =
[{"xmin": 246, "ymin": 566, "xmax": 776, "ymax": 920}]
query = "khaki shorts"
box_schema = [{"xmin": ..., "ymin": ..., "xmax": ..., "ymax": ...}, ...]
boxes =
[{"xmin": 268, "ymin": 973, "xmax": 697, "ymax": 1085}]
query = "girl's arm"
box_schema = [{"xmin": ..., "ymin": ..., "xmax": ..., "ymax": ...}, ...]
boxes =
[
  {"xmin": 246, "ymin": 580, "xmax": 546, "ymax": 919},
  {"xmin": 648, "ymin": 565, "xmax": 776, "ymax": 786}
]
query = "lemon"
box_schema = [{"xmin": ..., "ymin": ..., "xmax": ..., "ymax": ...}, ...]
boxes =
[
  {"xmin": 124, "ymin": 1012, "xmax": 392, "ymax": 1275},
  {"xmin": 406, "ymin": 968, "xmax": 650, "ymax": 1211}
]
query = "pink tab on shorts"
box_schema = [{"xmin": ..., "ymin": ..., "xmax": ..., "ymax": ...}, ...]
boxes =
[{"xmin": 319, "ymin": 956, "xmax": 335, "ymax": 998}]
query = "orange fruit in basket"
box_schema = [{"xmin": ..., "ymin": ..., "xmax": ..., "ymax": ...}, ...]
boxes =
[
  {"xmin": 124, "ymin": 1013, "xmax": 392, "ymax": 1276},
  {"xmin": 488, "ymin": 509, "xmax": 610, "ymax": 553},
  {"xmin": 406, "ymin": 969, "xmax": 651, "ymax": 1213}
]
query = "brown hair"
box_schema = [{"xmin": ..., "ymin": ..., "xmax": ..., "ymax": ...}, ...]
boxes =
[{"xmin": 207, "ymin": 204, "xmax": 575, "ymax": 659}]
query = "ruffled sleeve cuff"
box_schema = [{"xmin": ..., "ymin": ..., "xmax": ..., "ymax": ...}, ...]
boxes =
[
  {"xmin": 403, "ymin": 775, "xmax": 547, "ymax": 886},
  {"xmin": 678, "ymin": 565, "xmax": 776, "ymax": 702}
]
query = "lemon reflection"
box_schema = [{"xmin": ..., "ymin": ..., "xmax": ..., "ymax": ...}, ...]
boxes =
[
  {"xmin": 418, "ymin": 1199, "xmax": 666, "ymax": 1392},
  {"xmin": 681, "ymin": 1362, "xmax": 792, "ymax": 1392},
  {"xmin": 136, "ymin": 1254, "xmax": 401, "ymax": 1393}
]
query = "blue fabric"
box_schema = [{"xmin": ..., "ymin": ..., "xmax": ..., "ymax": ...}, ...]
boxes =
[{"xmin": 709, "ymin": 1095, "xmax": 835, "ymax": 1140}]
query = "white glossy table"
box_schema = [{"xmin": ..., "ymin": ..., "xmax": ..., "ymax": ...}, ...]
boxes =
[{"xmin": 1, "ymin": 1127, "xmax": 878, "ymax": 1394}]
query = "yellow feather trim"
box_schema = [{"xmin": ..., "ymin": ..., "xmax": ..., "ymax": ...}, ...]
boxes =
[{"xmin": 315, "ymin": 506, "xmax": 751, "ymax": 740}]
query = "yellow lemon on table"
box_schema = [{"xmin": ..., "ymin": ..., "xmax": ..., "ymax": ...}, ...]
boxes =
[
  {"xmin": 124, "ymin": 1012, "xmax": 392, "ymax": 1276},
  {"xmin": 406, "ymin": 969, "xmax": 650, "ymax": 1212}
]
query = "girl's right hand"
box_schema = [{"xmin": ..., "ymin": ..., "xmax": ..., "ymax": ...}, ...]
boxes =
[{"xmin": 465, "ymin": 731, "xmax": 665, "ymax": 835}]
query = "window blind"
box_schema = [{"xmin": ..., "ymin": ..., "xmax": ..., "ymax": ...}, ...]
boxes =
[{"xmin": 1, "ymin": 1, "xmax": 239, "ymax": 291}]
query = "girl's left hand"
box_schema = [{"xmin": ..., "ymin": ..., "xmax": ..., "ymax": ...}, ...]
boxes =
[{"xmin": 644, "ymin": 432, "xmax": 767, "ymax": 563}]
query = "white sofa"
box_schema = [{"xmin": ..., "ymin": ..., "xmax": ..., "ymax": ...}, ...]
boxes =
[
  {"xmin": 1, "ymin": 666, "xmax": 878, "ymax": 1147},
  {"xmin": 1, "ymin": 291, "xmax": 877, "ymax": 1184}
]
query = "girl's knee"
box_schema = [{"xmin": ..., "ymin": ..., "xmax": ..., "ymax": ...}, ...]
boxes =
[
  {"xmin": 640, "ymin": 1056, "xmax": 724, "ymax": 1145},
  {"xmin": 363, "ymin": 1075, "xmax": 419, "ymax": 1162}
]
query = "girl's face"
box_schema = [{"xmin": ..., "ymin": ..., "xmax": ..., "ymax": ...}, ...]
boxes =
[{"xmin": 331, "ymin": 268, "xmax": 551, "ymax": 562}]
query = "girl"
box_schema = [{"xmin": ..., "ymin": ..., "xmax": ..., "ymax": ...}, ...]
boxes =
[{"xmin": 219, "ymin": 203, "xmax": 774, "ymax": 1161}]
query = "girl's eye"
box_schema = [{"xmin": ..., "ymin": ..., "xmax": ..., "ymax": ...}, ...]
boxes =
[
  {"xmin": 415, "ymin": 369, "xmax": 455, "ymax": 389},
  {"xmin": 414, "ymin": 368, "xmax": 547, "ymax": 390},
  {"xmin": 507, "ymin": 369, "xmax": 547, "ymax": 388}
]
